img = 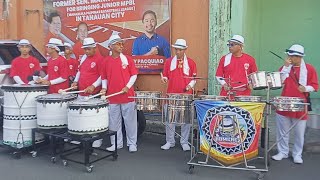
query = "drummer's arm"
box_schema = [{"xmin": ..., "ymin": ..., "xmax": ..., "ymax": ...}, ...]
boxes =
[
  {"xmin": 13, "ymin": 76, "xmax": 25, "ymax": 84},
  {"xmin": 92, "ymin": 76, "xmax": 101, "ymax": 88},
  {"xmin": 50, "ymin": 77, "xmax": 67, "ymax": 85}
]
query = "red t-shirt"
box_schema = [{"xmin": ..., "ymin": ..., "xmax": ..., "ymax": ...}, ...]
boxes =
[
  {"xmin": 216, "ymin": 53, "xmax": 258, "ymax": 96},
  {"xmin": 277, "ymin": 64, "xmax": 319, "ymax": 120},
  {"xmin": 102, "ymin": 55, "xmax": 138, "ymax": 104},
  {"xmin": 47, "ymin": 56, "xmax": 70, "ymax": 93},
  {"xmin": 67, "ymin": 58, "xmax": 79, "ymax": 76},
  {"xmin": 10, "ymin": 56, "xmax": 41, "ymax": 83},
  {"xmin": 162, "ymin": 57, "xmax": 197, "ymax": 94},
  {"xmin": 78, "ymin": 54, "xmax": 103, "ymax": 96}
]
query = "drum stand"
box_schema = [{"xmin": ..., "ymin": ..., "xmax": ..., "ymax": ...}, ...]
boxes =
[{"xmin": 187, "ymin": 90, "xmax": 270, "ymax": 180}]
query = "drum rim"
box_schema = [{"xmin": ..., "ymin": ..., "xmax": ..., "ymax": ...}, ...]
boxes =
[
  {"xmin": 135, "ymin": 91, "xmax": 162, "ymax": 94},
  {"xmin": 1, "ymin": 84, "xmax": 49, "ymax": 91},
  {"xmin": 36, "ymin": 94, "xmax": 77, "ymax": 102}
]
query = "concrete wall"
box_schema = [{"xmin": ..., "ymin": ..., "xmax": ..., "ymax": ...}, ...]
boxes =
[{"xmin": 0, "ymin": 0, "xmax": 209, "ymax": 95}]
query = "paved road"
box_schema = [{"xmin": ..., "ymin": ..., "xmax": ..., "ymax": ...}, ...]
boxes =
[{"xmin": 0, "ymin": 131, "xmax": 319, "ymax": 180}]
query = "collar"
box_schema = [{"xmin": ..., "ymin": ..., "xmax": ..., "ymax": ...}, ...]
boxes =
[{"xmin": 142, "ymin": 33, "xmax": 158, "ymax": 40}]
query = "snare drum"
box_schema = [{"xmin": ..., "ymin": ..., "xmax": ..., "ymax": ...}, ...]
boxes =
[
  {"xmin": 267, "ymin": 72, "xmax": 282, "ymax": 89},
  {"xmin": 36, "ymin": 93, "xmax": 77, "ymax": 128},
  {"xmin": 272, "ymin": 96, "xmax": 306, "ymax": 112},
  {"xmin": 198, "ymin": 95, "xmax": 228, "ymax": 101},
  {"xmin": 68, "ymin": 99, "xmax": 109, "ymax": 134},
  {"xmin": 135, "ymin": 91, "xmax": 161, "ymax": 111},
  {"xmin": 166, "ymin": 93, "xmax": 193, "ymax": 124},
  {"xmin": 248, "ymin": 71, "xmax": 268, "ymax": 90},
  {"xmin": 234, "ymin": 96, "xmax": 262, "ymax": 102},
  {"xmin": 1, "ymin": 84, "xmax": 48, "ymax": 147}
]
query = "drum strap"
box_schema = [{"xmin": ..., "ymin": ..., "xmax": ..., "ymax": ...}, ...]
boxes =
[{"xmin": 291, "ymin": 68, "xmax": 312, "ymax": 111}]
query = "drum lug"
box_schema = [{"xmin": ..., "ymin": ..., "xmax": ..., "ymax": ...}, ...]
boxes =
[
  {"xmin": 60, "ymin": 102, "xmax": 63, "ymax": 107},
  {"xmin": 96, "ymin": 108, "xmax": 99, "ymax": 113},
  {"xmin": 80, "ymin": 108, "xmax": 83, "ymax": 114},
  {"xmin": 43, "ymin": 103, "xmax": 46, "ymax": 108}
]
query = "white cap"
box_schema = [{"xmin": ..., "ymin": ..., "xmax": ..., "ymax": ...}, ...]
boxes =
[
  {"xmin": 46, "ymin": 38, "xmax": 63, "ymax": 51},
  {"xmin": 285, "ymin": 44, "xmax": 305, "ymax": 57},
  {"xmin": 64, "ymin": 42, "xmax": 72, "ymax": 48},
  {"xmin": 108, "ymin": 34, "xmax": 123, "ymax": 46},
  {"xmin": 228, "ymin": 35, "xmax": 244, "ymax": 45},
  {"xmin": 18, "ymin": 39, "xmax": 31, "ymax": 46},
  {"xmin": 81, "ymin": 38, "xmax": 97, "ymax": 48},
  {"xmin": 172, "ymin": 39, "xmax": 188, "ymax": 49}
]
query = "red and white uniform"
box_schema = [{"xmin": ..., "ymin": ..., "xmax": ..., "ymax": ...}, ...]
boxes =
[
  {"xmin": 162, "ymin": 57, "xmax": 197, "ymax": 94},
  {"xmin": 277, "ymin": 64, "xmax": 319, "ymax": 120},
  {"xmin": 10, "ymin": 56, "xmax": 41, "ymax": 83},
  {"xmin": 67, "ymin": 58, "xmax": 79, "ymax": 77},
  {"xmin": 101, "ymin": 55, "xmax": 138, "ymax": 104},
  {"xmin": 47, "ymin": 56, "xmax": 70, "ymax": 93},
  {"xmin": 216, "ymin": 53, "xmax": 258, "ymax": 96},
  {"xmin": 78, "ymin": 54, "xmax": 103, "ymax": 96}
]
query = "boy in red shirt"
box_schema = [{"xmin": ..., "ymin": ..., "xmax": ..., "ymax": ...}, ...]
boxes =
[
  {"xmin": 64, "ymin": 42, "xmax": 79, "ymax": 82},
  {"xmin": 100, "ymin": 35, "xmax": 138, "ymax": 152},
  {"xmin": 38, "ymin": 38, "xmax": 69, "ymax": 94},
  {"xmin": 10, "ymin": 39, "xmax": 41, "ymax": 84}
]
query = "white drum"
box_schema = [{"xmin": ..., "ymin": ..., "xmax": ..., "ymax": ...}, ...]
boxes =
[
  {"xmin": 2, "ymin": 116, "xmax": 44, "ymax": 147},
  {"xmin": 36, "ymin": 93, "xmax": 77, "ymax": 128},
  {"xmin": 68, "ymin": 99, "xmax": 109, "ymax": 134},
  {"xmin": 2, "ymin": 84, "xmax": 48, "ymax": 116}
]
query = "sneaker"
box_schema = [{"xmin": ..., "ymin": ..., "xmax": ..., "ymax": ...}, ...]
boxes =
[
  {"xmin": 272, "ymin": 153, "xmax": 288, "ymax": 161},
  {"xmin": 92, "ymin": 139, "xmax": 102, "ymax": 148},
  {"xmin": 129, "ymin": 145, "xmax": 137, "ymax": 153},
  {"xmin": 181, "ymin": 144, "xmax": 191, "ymax": 151},
  {"xmin": 160, "ymin": 142, "xmax": 175, "ymax": 150},
  {"xmin": 106, "ymin": 144, "xmax": 123, "ymax": 151},
  {"xmin": 293, "ymin": 156, "xmax": 303, "ymax": 164},
  {"xmin": 70, "ymin": 141, "xmax": 81, "ymax": 145}
]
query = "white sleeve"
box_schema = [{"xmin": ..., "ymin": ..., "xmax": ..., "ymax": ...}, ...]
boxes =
[
  {"xmin": 126, "ymin": 75, "xmax": 137, "ymax": 89},
  {"xmin": 102, "ymin": 79, "xmax": 108, "ymax": 89},
  {"xmin": 50, "ymin": 77, "xmax": 67, "ymax": 85},
  {"xmin": 43, "ymin": 75, "xmax": 49, "ymax": 80},
  {"xmin": 188, "ymin": 80, "xmax": 196, "ymax": 88},
  {"xmin": 92, "ymin": 76, "xmax": 101, "ymax": 88},
  {"xmin": 216, "ymin": 76, "xmax": 226, "ymax": 85},
  {"xmin": 280, "ymin": 65, "xmax": 291, "ymax": 82},
  {"xmin": 305, "ymin": 85, "xmax": 315, "ymax": 92},
  {"xmin": 74, "ymin": 71, "xmax": 80, "ymax": 82},
  {"xmin": 13, "ymin": 76, "xmax": 25, "ymax": 84}
]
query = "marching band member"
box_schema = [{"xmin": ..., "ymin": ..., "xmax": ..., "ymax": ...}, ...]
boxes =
[
  {"xmin": 64, "ymin": 42, "xmax": 79, "ymax": 81},
  {"xmin": 215, "ymin": 35, "xmax": 258, "ymax": 96},
  {"xmin": 38, "ymin": 38, "xmax": 69, "ymax": 93},
  {"xmin": 160, "ymin": 39, "xmax": 197, "ymax": 151},
  {"xmin": 272, "ymin": 44, "xmax": 318, "ymax": 164},
  {"xmin": 101, "ymin": 35, "xmax": 138, "ymax": 153},
  {"xmin": 71, "ymin": 38, "xmax": 103, "ymax": 99},
  {"xmin": 70, "ymin": 37, "xmax": 103, "ymax": 148},
  {"xmin": 10, "ymin": 39, "xmax": 41, "ymax": 84}
]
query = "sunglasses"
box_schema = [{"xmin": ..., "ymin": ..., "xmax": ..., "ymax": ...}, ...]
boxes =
[{"xmin": 227, "ymin": 43, "xmax": 239, "ymax": 47}]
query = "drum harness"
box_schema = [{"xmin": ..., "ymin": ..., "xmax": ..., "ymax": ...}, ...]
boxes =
[{"xmin": 12, "ymin": 91, "xmax": 30, "ymax": 148}]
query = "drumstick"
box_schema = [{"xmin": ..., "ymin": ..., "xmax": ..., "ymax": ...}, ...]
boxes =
[
  {"xmin": 58, "ymin": 86, "xmax": 77, "ymax": 94},
  {"xmin": 61, "ymin": 90, "xmax": 85, "ymax": 95},
  {"xmin": 160, "ymin": 72, "xmax": 164, "ymax": 78},
  {"xmin": 100, "ymin": 91, "xmax": 123, "ymax": 100},
  {"xmin": 84, "ymin": 92, "xmax": 104, "ymax": 101}
]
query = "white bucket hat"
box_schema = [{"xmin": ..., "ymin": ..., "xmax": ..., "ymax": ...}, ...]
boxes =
[
  {"xmin": 46, "ymin": 38, "xmax": 63, "ymax": 51},
  {"xmin": 108, "ymin": 34, "xmax": 123, "ymax": 46},
  {"xmin": 228, "ymin": 35, "xmax": 244, "ymax": 45},
  {"xmin": 172, "ymin": 39, "xmax": 188, "ymax": 49},
  {"xmin": 18, "ymin": 39, "xmax": 31, "ymax": 46},
  {"xmin": 64, "ymin": 42, "xmax": 72, "ymax": 49},
  {"xmin": 285, "ymin": 44, "xmax": 305, "ymax": 57},
  {"xmin": 81, "ymin": 38, "xmax": 97, "ymax": 48}
]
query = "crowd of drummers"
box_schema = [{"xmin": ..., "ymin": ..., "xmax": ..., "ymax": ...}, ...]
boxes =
[{"xmin": 10, "ymin": 32, "xmax": 318, "ymax": 164}]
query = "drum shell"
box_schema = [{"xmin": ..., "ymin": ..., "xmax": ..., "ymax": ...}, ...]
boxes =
[
  {"xmin": 272, "ymin": 96, "xmax": 305, "ymax": 112},
  {"xmin": 135, "ymin": 91, "xmax": 162, "ymax": 111},
  {"xmin": 166, "ymin": 94, "xmax": 193, "ymax": 124},
  {"xmin": 248, "ymin": 71, "xmax": 268, "ymax": 90},
  {"xmin": 234, "ymin": 96, "xmax": 262, "ymax": 102},
  {"xmin": 267, "ymin": 72, "xmax": 282, "ymax": 89}
]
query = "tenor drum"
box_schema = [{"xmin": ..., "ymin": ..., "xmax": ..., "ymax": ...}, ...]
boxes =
[
  {"xmin": 247, "ymin": 71, "xmax": 268, "ymax": 90},
  {"xmin": 267, "ymin": 72, "xmax": 282, "ymax": 89},
  {"xmin": 135, "ymin": 91, "xmax": 161, "ymax": 111},
  {"xmin": 36, "ymin": 93, "xmax": 77, "ymax": 128},
  {"xmin": 234, "ymin": 96, "xmax": 262, "ymax": 102},
  {"xmin": 1, "ymin": 84, "xmax": 48, "ymax": 147},
  {"xmin": 68, "ymin": 99, "xmax": 108, "ymax": 134},
  {"xmin": 166, "ymin": 93, "xmax": 193, "ymax": 124},
  {"xmin": 272, "ymin": 96, "xmax": 305, "ymax": 112},
  {"xmin": 198, "ymin": 95, "xmax": 228, "ymax": 101}
]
